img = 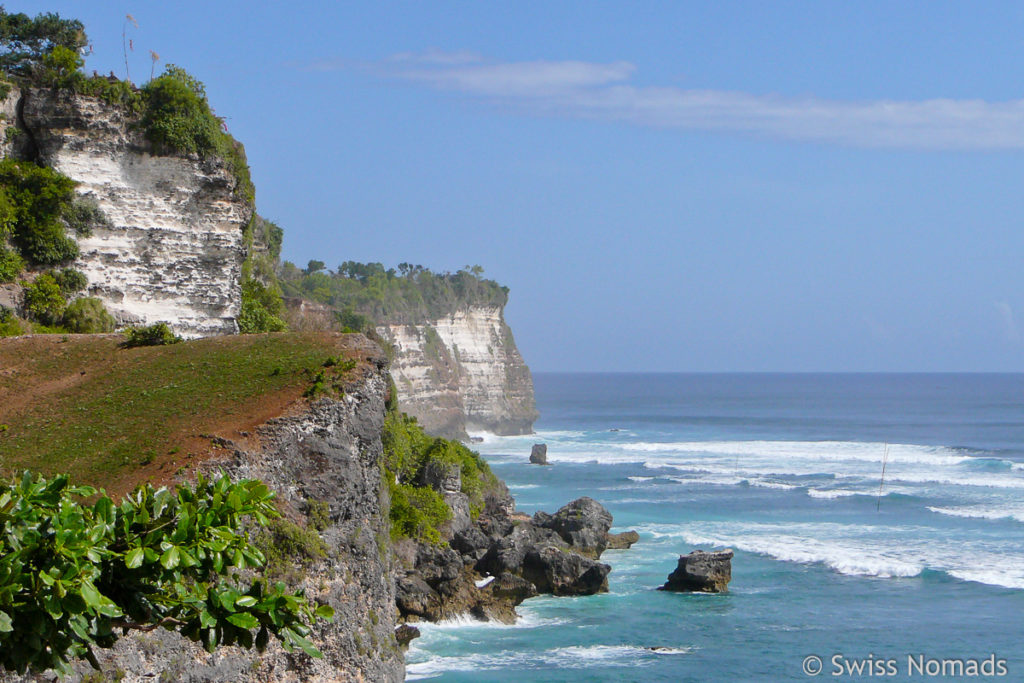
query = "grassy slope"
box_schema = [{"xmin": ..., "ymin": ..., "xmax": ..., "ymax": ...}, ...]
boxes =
[{"xmin": 0, "ymin": 332, "xmax": 371, "ymax": 494}]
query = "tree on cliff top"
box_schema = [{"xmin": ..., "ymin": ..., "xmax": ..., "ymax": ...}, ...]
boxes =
[
  {"xmin": 0, "ymin": 7, "xmax": 87, "ymax": 78},
  {"xmin": 0, "ymin": 471, "xmax": 333, "ymax": 676}
]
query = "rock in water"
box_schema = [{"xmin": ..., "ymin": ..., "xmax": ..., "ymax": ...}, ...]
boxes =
[
  {"xmin": 530, "ymin": 443, "xmax": 548, "ymax": 465},
  {"xmin": 659, "ymin": 549, "xmax": 733, "ymax": 593},
  {"xmin": 606, "ymin": 530, "xmax": 640, "ymax": 550},
  {"xmin": 394, "ymin": 624, "xmax": 421, "ymax": 649},
  {"xmin": 535, "ymin": 497, "xmax": 613, "ymax": 557}
]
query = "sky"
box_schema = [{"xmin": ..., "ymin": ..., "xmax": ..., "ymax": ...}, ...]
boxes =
[{"xmin": 16, "ymin": 1, "xmax": 1024, "ymax": 371}]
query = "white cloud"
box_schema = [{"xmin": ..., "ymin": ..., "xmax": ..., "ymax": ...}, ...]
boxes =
[{"xmin": 378, "ymin": 51, "xmax": 1024, "ymax": 150}]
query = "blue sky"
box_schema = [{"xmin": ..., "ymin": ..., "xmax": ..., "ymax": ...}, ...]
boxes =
[{"xmin": 18, "ymin": 1, "xmax": 1024, "ymax": 371}]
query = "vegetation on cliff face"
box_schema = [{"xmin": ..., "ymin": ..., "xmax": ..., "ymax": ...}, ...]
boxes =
[
  {"xmin": 382, "ymin": 409, "xmax": 500, "ymax": 543},
  {"xmin": 0, "ymin": 471, "xmax": 332, "ymax": 676},
  {"xmin": 280, "ymin": 261, "xmax": 509, "ymax": 326}
]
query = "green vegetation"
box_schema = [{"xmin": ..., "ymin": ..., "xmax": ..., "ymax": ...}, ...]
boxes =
[
  {"xmin": 22, "ymin": 273, "xmax": 64, "ymax": 325},
  {"xmin": 279, "ymin": 261, "xmax": 509, "ymax": 325},
  {"xmin": 238, "ymin": 279, "xmax": 286, "ymax": 334},
  {"xmin": 0, "ymin": 306, "xmax": 25, "ymax": 336},
  {"xmin": 0, "ymin": 8, "xmax": 86, "ymax": 78},
  {"xmin": 139, "ymin": 66, "xmax": 254, "ymax": 205},
  {"xmin": 253, "ymin": 516, "xmax": 328, "ymax": 585},
  {"xmin": 0, "ymin": 333, "xmax": 362, "ymax": 487},
  {"xmin": 0, "ymin": 471, "xmax": 332, "ymax": 675},
  {"xmin": 62, "ymin": 297, "xmax": 115, "ymax": 333},
  {"xmin": 382, "ymin": 410, "xmax": 501, "ymax": 543},
  {"xmin": 0, "ymin": 159, "xmax": 80, "ymax": 267},
  {"xmin": 121, "ymin": 322, "xmax": 182, "ymax": 348}
]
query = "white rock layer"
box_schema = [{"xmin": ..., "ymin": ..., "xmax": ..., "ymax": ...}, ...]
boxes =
[
  {"xmin": 378, "ymin": 305, "xmax": 537, "ymax": 438},
  {"xmin": 15, "ymin": 88, "xmax": 250, "ymax": 337}
]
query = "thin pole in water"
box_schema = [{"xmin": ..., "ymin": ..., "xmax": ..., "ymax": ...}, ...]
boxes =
[{"xmin": 877, "ymin": 442, "xmax": 890, "ymax": 512}]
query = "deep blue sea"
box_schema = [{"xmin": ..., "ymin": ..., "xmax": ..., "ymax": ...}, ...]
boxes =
[{"xmin": 405, "ymin": 374, "xmax": 1024, "ymax": 681}]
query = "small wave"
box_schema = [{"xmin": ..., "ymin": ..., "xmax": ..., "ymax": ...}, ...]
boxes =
[
  {"xmin": 628, "ymin": 476, "xmax": 655, "ymax": 482},
  {"xmin": 507, "ymin": 484, "xmax": 540, "ymax": 490},
  {"xmin": 927, "ymin": 505, "xmax": 1024, "ymax": 523},
  {"xmin": 948, "ymin": 569, "xmax": 1024, "ymax": 590},
  {"xmin": 749, "ymin": 480, "xmax": 800, "ymax": 491}
]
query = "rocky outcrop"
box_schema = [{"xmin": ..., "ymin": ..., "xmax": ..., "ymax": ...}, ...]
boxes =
[
  {"xmin": 7, "ymin": 335, "xmax": 405, "ymax": 683},
  {"xmin": 5, "ymin": 87, "xmax": 252, "ymax": 338},
  {"xmin": 396, "ymin": 496, "xmax": 625, "ymax": 625},
  {"xmin": 659, "ymin": 549, "xmax": 734, "ymax": 593},
  {"xmin": 530, "ymin": 443, "xmax": 548, "ymax": 465},
  {"xmin": 377, "ymin": 305, "xmax": 538, "ymax": 439},
  {"xmin": 607, "ymin": 530, "xmax": 640, "ymax": 550}
]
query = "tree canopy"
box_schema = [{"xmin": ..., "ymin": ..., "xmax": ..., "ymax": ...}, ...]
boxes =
[{"xmin": 0, "ymin": 7, "xmax": 87, "ymax": 78}]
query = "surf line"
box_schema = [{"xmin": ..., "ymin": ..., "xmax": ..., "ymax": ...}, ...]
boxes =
[{"xmin": 876, "ymin": 442, "xmax": 891, "ymax": 512}]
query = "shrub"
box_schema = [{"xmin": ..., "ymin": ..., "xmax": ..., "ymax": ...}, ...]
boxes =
[
  {"xmin": 61, "ymin": 296, "xmax": 115, "ymax": 333},
  {"xmin": 0, "ymin": 246, "xmax": 23, "ymax": 281},
  {"xmin": 387, "ymin": 480, "xmax": 451, "ymax": 544},
  {"xmin": 0, "ymin": 159, "xmax": 79, "ymax": 265},
  {"xmin": 0, "ymin": 306, "xmax": 26, "ymax": 336},
  {"xmin": 49, "ymin": 267, "xmax": 86, "ymax": 294},
  {"xmin": 139, "ymin": 65, "xmax": 254, "ymax": 205},
  {"xmin": 36, "ymin": 44, "xmax": 82, "ymax": 88},
  {"xmin": 0, "ymin": 472, "xmax": 332, "ymax": 675},
  {"xmin": 121, "ymin": 322, "xmax": 181, "ymax": 348},
  {"xmin": 63, "ymin": 196, "xmax": 110, "ymax": 236},
  {"xmin": 238, "ymin": 279, "xmax": 286, "ymax": 334},
  {"xmin": 22, "ymin": 273, "xmax": 64, "ymax": 325},
  {"xmin": 253, "ymin": 517, "xmax": 328, "ymax": 585}
]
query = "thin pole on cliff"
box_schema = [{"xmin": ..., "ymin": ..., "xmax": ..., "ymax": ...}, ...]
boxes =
[{"xmin": 876, "ymin": 442, "xmax": 890, "ymax": 512}]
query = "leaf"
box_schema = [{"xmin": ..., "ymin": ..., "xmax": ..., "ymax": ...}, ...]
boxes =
[
  {"xmin": 314, "ymin": 604, "xmax": 334, "ymax": 620},
  {"xmin": 125, "ymin": 547, "xmax": 145, "ymax": 569},
  {"xmin": 287, "ymin": 629, "xmax": 322, "ymax": 659},
  {"xmin": 0, "ymin": 611, "xmax": 12, "ymax": 632},
  {"xmin": 235, "ymin": 595, "xmax": 257, "ymax": 608},
  {"xmin": 79, "ymin": 581, "xmax": 102, "ymax": 608},
  {"xmin": 160, "ymin": 545, "xmax": 180, "ymax": 570},
  {"xmin": 225, "ymin": 612, "xmax": 259, "ymax": 630}
]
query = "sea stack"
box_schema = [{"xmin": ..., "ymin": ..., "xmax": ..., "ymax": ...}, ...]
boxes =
[
  {"xmin": 530, "ymin": 443, "xmax": 548, "ymax": 465},
  {"xmin": 659, "ymin": 549, "xmax": 733, "ymax": 593}
]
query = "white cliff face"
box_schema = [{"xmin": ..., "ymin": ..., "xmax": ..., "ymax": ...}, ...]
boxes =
[
  {"xmin": 14, "ymin": 89, "xmax": 250, "ymax": 337},
  {"xmin": 379, "ymin": 305, "xmax": 538, "ymax": 438}
]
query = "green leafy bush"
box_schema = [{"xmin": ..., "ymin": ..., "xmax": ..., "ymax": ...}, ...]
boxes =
[
  {"xmin": 0, "ymin": 159, "xmax": 79, "ymax": 265},
  {"xmin": 238, "ymin": 279, "xmax": 286, "ymax": 334},
  {"xmin": 0, "ymin": 471, "xmax": 333, "ymax": 675},
  {"xmin": 0, "ymin": 305, "xmax": 26, "ymax": 336},
  {"xmin": 22, "ymin": 273, "xmax": 65, "ymax": 325},
  {"xmin": 121, "ymin": 322, "xmax": 181, "ymax": 348},
  {"xmin": 139, "ymin": 66, "xmax": 254, "ymax": 205},
  {"xmin": 50, "ymin": 267, "xmax": 87, "ymax": 294},
  {"xmin": 381, "ymin": 410, "xmax": 500, "ymax": 541},
  {"xmin": 63, "ymin": 196, "xmax": 111, "ymax": 237},
  {"xmin": 61, "ymin": 296, "xmax": 115, "ymax": 333},
  {"xmin": 36, "ymin": 44, "xmax": 82, "ymax": 88},
  {"xmin": 0, "ymin": 246, "xmax": 23, "ymax": 282}
]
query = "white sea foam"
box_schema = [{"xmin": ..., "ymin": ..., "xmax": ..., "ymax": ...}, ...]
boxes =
[
  {"xmin": 628, "ymin": 476, "xmax": 655, "ymax": 482},
  {"xmin": 406, "ymin": 644, "xmax": 688, "ymax": 680},
  {"xmin": 507, "ymin": 484, "xmax": 540, "ymax": 490}
]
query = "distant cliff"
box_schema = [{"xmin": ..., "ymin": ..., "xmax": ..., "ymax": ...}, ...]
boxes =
[
  {"xmin": 280, "ymin": 262, "xmax": 538, "ymax": 439},
  {"xmin": 378, "ymin": 304, "xmax": 537, "ymax": 438}
]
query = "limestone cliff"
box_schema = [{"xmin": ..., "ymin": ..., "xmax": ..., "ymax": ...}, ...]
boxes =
[
  {"xmin": 377, "ymin": 304, "xmax": 538, "ymax": 439},
  {"xmin": 2, "ymin": 85, "xmax": 251, "ymax": 337}
]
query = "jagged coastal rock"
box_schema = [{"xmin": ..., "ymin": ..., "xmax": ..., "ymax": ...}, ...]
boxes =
[
  {"xmin": 530, "ymin": 443, "xmax": 548, "ymax": 464},
  {"xmin": 378, "ymin": 305, "xmax": 538, "ymax": 439},
  {"xmin": 659, "ymin": 549, "xmax": 734, "ymax": 593},
  {"xmin": 396, "ymin": 496, "xmax": 627, "ymax": 624},
  {"xmin": 3, "ymin": 87, "xmax": 252, "ymax": 338}
]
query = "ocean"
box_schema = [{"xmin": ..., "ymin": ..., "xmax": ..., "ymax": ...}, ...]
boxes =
[{"xmin": 405, "ymin": 373, "xmax": 1024, "ymax": 681}]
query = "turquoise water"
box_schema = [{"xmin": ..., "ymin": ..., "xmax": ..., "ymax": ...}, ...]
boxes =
[{"xmin": 405, "ymin": 374, "xmax": 1024, "ymax": 681}]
